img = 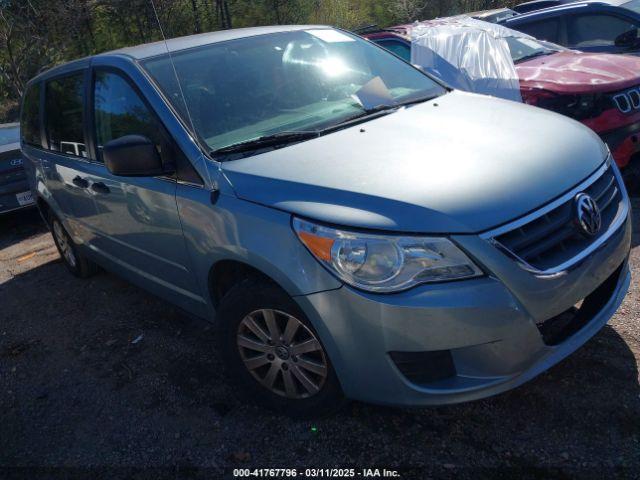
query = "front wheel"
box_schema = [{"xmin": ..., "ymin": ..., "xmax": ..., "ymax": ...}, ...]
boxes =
[{"xmin": 217, "ymin": 278, "xmax": 345, "ymax": 417}]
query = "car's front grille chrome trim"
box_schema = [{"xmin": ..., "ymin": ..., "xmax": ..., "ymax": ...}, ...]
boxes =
[{"xmin": 481, "ymin": 157, "xmax": 629, "ymax": 277}]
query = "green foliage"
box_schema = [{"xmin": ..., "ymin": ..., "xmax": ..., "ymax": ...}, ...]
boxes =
[{"xmin": 0, "ymin": 0, "xmax": 519, "ymax": 122}]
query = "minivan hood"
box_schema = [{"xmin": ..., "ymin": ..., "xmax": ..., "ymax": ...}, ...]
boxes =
[
  {"xmin": 222, "ymin": 91, "xmax": 606, "ymax": 234},
  {"xmin": 517, "ymin": 51, "xmax": 640, "ymax": 94}
]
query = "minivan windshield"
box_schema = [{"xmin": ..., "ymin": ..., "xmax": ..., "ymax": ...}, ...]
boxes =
[
  {"xmin": 0, "ymin": 125, "xmax": 19, "ymax": 146},
  {"xmin": 142, "ymin": 29, "xmax": 446, "ymax": 155}
]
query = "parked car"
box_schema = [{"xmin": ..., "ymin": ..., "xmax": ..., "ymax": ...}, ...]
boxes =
[
  {"xmin": 0, "ymin": 122, "xmax": 34, "ymax": 214},
  {"xmin": 501, "ymin": 1, "xmax": 640, "ymax": 55},
  {"xmin": 363, "ymin": 21, "xmax": 640, "ymax": 180},
  {"xmin": 23, "ymin": 26, "xmax": 630, "ymax": 416}
]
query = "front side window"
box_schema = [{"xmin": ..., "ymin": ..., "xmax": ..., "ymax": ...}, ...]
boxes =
[
  {"xmin": 516, "ymin": 18, "xmax": 561, "ymax": 43},
  {"xmin": 21, "ymin": 84, "xmax": 42, "ymax": 147},
  {"xmin": 93, "ymin": 71, "xmax": 164, "ymax": 159},
  {"xmin": 567, "ymin": 14, "xmax": 638, "ymax": 47},
  {"xmin": 374, "ymin": 39, "xmax": 412, "ymax": 62},
  {"xmin": 45, "ymin": 73, "xmax": 86, "ymax": 157},
  {"xmin": 142, "ymin": 29, "xmax": 445, "ymax": 154}
]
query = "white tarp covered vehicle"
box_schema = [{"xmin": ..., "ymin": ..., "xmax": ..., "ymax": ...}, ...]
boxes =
[{"xmin": 411, "ymin": 16, "xmax": 534, "ymax": 102}]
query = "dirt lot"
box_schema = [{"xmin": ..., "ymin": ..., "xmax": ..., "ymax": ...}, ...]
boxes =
[{"xmin": 1, "ymin": 204, "xmax": 639, "ymax": 479}]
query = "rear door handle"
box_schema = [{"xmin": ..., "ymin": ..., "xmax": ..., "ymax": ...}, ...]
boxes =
[
  {"xmin": 72, "ymin": 176, "xmax": 89, "ymax": 188},
  {"xmin": 91, "ymin": 182, "xmax": 110, "ymax": 194}
]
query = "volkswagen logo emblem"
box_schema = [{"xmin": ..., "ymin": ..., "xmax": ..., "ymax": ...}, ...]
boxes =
[{"xmin": 574, "ymin": 193, "xmax": 601, "ymax": 237}]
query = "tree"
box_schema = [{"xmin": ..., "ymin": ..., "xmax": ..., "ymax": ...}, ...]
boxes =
[
  {"xmin": 388, "ymin": 0, "xmax": 430, "ymax": 23},
  {"xmin": 0, "ymin": 0, "xmax": 520, "ymax": 122}
]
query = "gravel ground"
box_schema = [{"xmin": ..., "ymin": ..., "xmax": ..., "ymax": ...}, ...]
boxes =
[{"xmin": 1, "ymin": 204, "xmax": 639, "ymax": 479}]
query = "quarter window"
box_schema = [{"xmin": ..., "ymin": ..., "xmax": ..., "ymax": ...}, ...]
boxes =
[
  {"xmin": 93, "ymin": 71, "xmax": 163, "ymax": 159},
  {"xmin": 45, "ymin": 73, "xmax": 87, "ymax": 157},
  {"xmin": 567, "ymin": 14, "xmax": 638, "ymax": 47},
  {"xmin": 21, "ymin": 83, "xmax": 42, "ymax": 147}
]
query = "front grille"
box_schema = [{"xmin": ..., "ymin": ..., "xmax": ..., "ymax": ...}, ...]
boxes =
[
  {"xmin": 493, "ymin": 165, "xmax": 623, "ymax": 272},
  {"xmin": 611, "ymin": 86, "xmax": 640, "ymax": 115},
  {"xmin": 536, "ymin": 262, "xmax": 623, "ymax": 345}
]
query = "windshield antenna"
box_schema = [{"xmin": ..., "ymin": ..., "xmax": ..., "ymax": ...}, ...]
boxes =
[{"xmin": 149, "ymin": 0, "xmax": 216, "ymax": 188}]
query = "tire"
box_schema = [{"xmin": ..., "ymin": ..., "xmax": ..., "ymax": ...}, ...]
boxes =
[
  {"xmin": 217, "ymin": 277, "xmax": 345, "ymax": 418},
  {"xmin": 49, "ymin": 214, "xmax": 99, "ymax": 278}
]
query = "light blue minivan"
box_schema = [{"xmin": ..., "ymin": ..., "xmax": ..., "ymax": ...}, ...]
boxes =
[{"xmin": 22, "ymin": 26, "xmax": 631, "ymax": 416}]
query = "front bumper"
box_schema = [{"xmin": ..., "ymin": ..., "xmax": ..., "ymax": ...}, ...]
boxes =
[{"xmin": 295, "ymin": 211, "xmax": 631, "ymax": 407}]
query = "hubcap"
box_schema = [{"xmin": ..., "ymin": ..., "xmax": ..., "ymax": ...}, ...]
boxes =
[
  {"xmin": 53, "ymin": 221, "xmax": 76, "ymax": 268},
  {"xmin": 237, "ymin": 309, "xmax": 328, "ymax": 399}
]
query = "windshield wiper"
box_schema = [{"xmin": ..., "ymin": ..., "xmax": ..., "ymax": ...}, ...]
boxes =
[
  {"xmin": 326, "ymin": 103, "xmax": 400, "ymax": 130},
  {"xmin": 396, "ymin": 94, "xmax": 440, "ymax": 107},
  {"xmin": 516, "ymin": 51, "xmax": 554, "ymax": 63},
  {"xmin": 327, "ymin": 96, "xmax": 439, "ymax": 130},
  {"xmin": 211, "ymin": 97, "xmax": 438, "ymax": 158},
  {"xmin": 211, "ymin": 131, "xmax": 321, "ymax": 156}
]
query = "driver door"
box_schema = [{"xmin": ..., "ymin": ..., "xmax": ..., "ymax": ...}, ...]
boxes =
[{"xmin": 77, "ymin": 68, "xmax": 203, "ymax": 313}]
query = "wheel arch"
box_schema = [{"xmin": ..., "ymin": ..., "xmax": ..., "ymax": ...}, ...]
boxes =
[{"xmin": 208, "ymin": 258, "xmax": 289, "ymax": 309}]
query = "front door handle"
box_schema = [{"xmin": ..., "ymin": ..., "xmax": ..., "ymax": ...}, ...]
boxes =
[
  {"xmin": 72, "ymin": 176, "xmax": 89, "ymax": 188},
  {"xmin": 91, "ymin": 182, "xmax": 110, "ymax": 194}
]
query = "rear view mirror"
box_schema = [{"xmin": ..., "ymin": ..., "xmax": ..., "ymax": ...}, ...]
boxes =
[
  {"xmin": 103, "ymin": 135, "xmax": 164, "ymax": 177},
  {"xmin": 614, "ymin": 29, "xmax": 640, "ymax": 48}
]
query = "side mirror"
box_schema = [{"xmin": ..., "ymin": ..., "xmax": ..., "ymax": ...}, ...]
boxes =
[
  {"xmin": 103, "ymin": 135, "xmax": 164, "ymax": 177},
  {"xmin": 614, "ymin": 29, "xmax": 640, "ymax": 48}
]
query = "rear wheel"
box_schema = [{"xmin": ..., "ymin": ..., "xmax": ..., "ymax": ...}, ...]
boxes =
[
  {"xmin": 217, "ymin": 278, "xmax": 344, "ymax": 417},
  {"xmin": 50, "ymin": 215, "xmax": 98, "ymax": 278}
]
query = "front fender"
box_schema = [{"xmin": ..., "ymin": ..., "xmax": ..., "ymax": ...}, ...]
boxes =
[{"xmin": 175, "ymin": 186, "xmax": 342, "ymax": 316}]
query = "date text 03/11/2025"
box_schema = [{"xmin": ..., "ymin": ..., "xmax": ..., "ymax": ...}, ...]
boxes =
[{"xmin": 232, "ymin": 468, "xmax": 402, "ymax": 478}]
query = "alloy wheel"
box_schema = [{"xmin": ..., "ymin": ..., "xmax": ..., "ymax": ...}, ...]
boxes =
[
  {"xmin": 53, "ymin": 220, "xmax": 77, "ymax": 268},
  {"xmin": 236, "ymin": 309, "xmax": 328, "ymax": 399}
]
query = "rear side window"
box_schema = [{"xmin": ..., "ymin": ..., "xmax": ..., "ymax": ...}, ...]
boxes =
[
  {"xmin": 375, "ymin": 39, "xmax": 412, "ymax": 62},
  {"xmin": 93, "ymin": 71, "xmax": 164, "ymax": 156},
  {"xmin": 21, "ymin": 83, "xmax": 42, "ymax": 147},
  {"xmin": 567, "ymin": 14, "xmax": 638, "ymax": 47},
  {"xmin": 516, "ymin": 18, "xmax": 561, "ymax": 42},
  {"xmin": 45, "ymin": 73, "xmax": 87, "ymax": 157}
]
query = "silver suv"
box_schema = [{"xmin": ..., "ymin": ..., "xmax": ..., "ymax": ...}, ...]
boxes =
[{"xmin": 22, "ymin": 26, "xmax": 631, "ymax": 416}]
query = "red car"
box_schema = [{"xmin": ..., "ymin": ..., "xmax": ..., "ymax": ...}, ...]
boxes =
[{"xmin": 364, "ymin": 25, "xmax": 640, "ymax": 177}]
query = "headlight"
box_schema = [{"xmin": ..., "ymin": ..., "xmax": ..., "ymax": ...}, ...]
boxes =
[
  {"xmin": 293, "ymin": 217, "xmax": 483, "ymax": 293},
  {"xmin": 525, "ymin": 91, "xmax": 603, "ymax": 121}
]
